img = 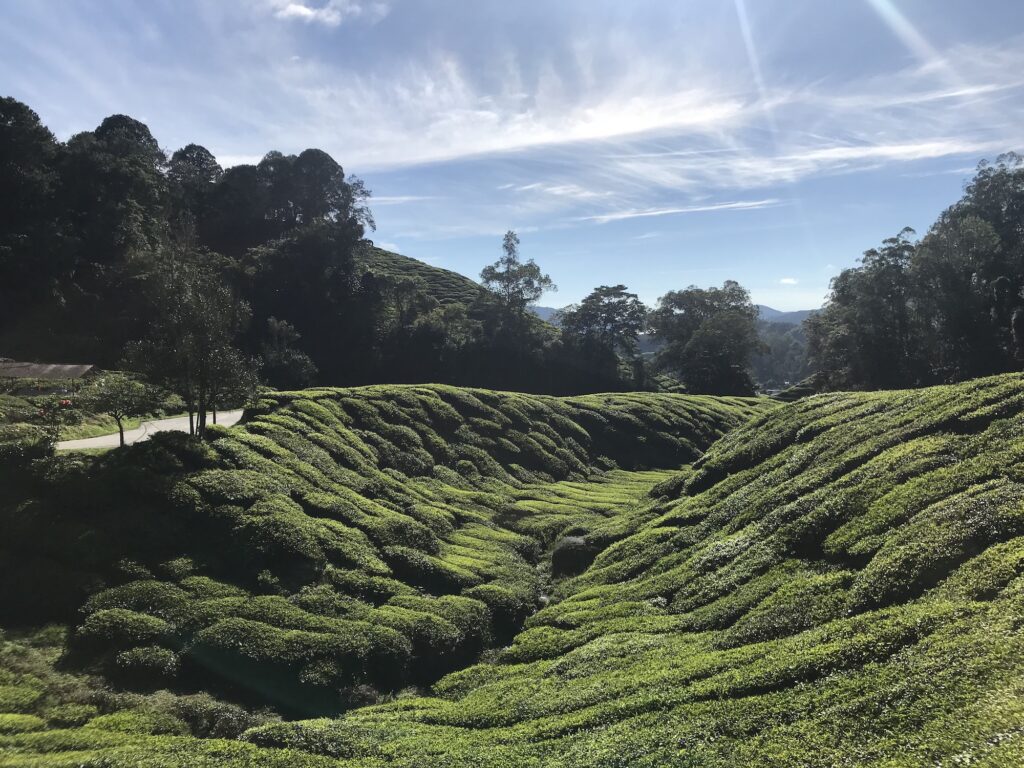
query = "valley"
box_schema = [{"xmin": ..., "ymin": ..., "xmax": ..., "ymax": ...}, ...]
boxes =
[{"xmin": 4, "ymin": 376, "xmax": 1024, "ymax": 765}]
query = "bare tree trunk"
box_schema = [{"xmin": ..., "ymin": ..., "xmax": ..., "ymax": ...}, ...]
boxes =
[
  {"xmin": 118, "ymin": 418, "xmax": 125, "ymax": 448},
  {"xmin": 197, "ymin": 398, "xmax": 207, "ymax": 439},
  {"xmin": 197, "ymin": 374, "xmax": 208, "ymax": 438}
]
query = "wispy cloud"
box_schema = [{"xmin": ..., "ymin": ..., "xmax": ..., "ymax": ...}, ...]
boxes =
[
  {"xmin": 268, "ymin": 0, "xmax": 388, "ymax": 27},
  {"xmin": 371, "ymin": 195, "xmax": 437, "ymax": 205},
  {"xmin": 507, "ymin": 182, "xmax": 612, "ymax": 200},
  {"xmin": 779, "ymin": 277, "xmax": 798, "ymax": 285},
  {"xmin": 579, "ymin": 199, "xmax": 781, "ymax": 224},
  {"xmin": 6, "ymin": 0, "xmax": 1023, "ymax": 274}
]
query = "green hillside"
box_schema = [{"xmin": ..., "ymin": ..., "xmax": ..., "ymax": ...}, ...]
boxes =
[
  {"xmin": 6, "ymin": 375, "xmax": 1024, "ymax": 765},
  {"xmin": 245, "ymin": 373, "xmax": 1024, "ymax": 766},
  {"xmin": 0, "ymin": 387, "xmax": 765, "ymax": 751},
  {"xmin": 358, "ymin": 246, "xmax": 486, "ymax": 306}
]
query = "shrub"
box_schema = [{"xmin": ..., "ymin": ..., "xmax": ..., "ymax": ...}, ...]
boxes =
[
  {"xmin": 76, "ymin": 609, "xmax": 172, "ymax": 652},
  {"xmin": 115, "ymin": 645, "xmax": 180, "ymax": 685},
  {"xmin": 0, "ymin": 713, "xmax": 46, "ymax": 733}
]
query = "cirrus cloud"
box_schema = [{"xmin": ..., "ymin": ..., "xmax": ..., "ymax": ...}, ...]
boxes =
[{"xmin": 269, "ymin": 0, "xmax": 388, "ymax": 27}]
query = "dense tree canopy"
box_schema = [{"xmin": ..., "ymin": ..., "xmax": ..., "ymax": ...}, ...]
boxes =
[
  {"xmin": 0, "ymin": 97, "xmax": 60, "ymax": 324},
  {"xmin": 650, "ymin": 281, "xmax": 761, "ymax": 395},
  {"xmin": 558, "ymin": 285, "xmax": 648, "ymax": 386},
  {"xmin": 559, "ymin": 285, "xmax": 647, "ymax": 356},
  {"xmin": 0, "ymin": 98, "xmax": 649, "ymax": 397},
  {"xmin": 808, "ymin": 154, "xmax": 1024, "ymax": 390}
]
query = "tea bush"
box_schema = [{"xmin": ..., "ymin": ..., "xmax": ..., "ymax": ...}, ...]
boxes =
[
  {"xmin": 2, "ymin": 385, "xmax": 764, "ymax": 722},
  {"xmin": 10, "ymin": 376, "xmax": 1024, "ymax": 764}
]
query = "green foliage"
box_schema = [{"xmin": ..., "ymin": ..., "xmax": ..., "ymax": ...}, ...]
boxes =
[
  {"xmin": 0, "ymin": 627, "xmax": 281, "ymax": 764},
  {"xmin": 751, "ymin": 319, "xmax": 811, "ymax": 390},
  {"xmin": 2, "ymin": 96, "xmax": 661, "ymax": 398},
  {"xmin": 479, "ymin": 230, "xmax": 556, "ymax": 318},
  {"xmin": 650, "ymin": 280, "xmax": 761, "ymax": 395},
  {"xmin": 809, "ymin": 154, "xmax": 1024, "ymax": 390},
  {"xmin": 10, "ymin": 376, "xmax": 1024, "ymax": 764},
  {"xmin": 2, "ymin": 384, "xmax": 765, "ymax": 725},
  {"xmin": 358, "ymin": 246, "xmax": 483, "ymax": 307},
  {"xmin": 227, "ymin": 373, "xmax": 1024, "ymax": 766},
  {"xmin": 79, "ymin": 373, "xmax": 172, "ymax": 447}
]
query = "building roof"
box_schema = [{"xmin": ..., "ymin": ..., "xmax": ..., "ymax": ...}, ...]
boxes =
[{"xmin": 0, "ymin": 360, "xmax": 95, "ymax": 380}]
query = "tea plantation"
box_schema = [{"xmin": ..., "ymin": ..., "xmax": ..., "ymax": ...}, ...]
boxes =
[
  {"xmin": 357, "ymin": 247, "xmax": 487, "ymax": 307},
  {"xmin": 6, "ymin": 376, "xmax": 1024, "ymax": 765}
]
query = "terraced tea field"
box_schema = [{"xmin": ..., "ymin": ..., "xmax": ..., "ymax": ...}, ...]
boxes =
[{"xmin": 5, "ymin": 377, "xmax": 1024, "ymax": 766}]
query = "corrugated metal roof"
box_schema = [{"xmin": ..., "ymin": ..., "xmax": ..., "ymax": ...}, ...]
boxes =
[{"xmin": 0, "ymin": 361, "xmax": 95, "ymax": 380}]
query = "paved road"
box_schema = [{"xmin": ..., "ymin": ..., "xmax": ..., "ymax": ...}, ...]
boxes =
[{"xmin": 56, "ymin": 410, "xmax": 244, "ymax": 451}]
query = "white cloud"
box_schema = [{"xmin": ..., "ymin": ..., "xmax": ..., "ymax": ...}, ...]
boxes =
[
  {"xmin": 288, "ymin": 66, "xmax": 745, "ymax": 169},
  {"xmin": 579, "ymin": 199, "xmax": 781, "ymax": 224},
  {"xmin": 269, "ymin": 0, "xmax": 388, "ymax": 27},
  {"xmin": 248, "ymin": 31, "xmax": 1024, "ymax": 243},
  {"xmin": 779, "ymin": 277, "xmax": 798, "ymax": 285},
  {"xmin": 508, "ymin": 182, "xmax": 612, "ymax": 200},
  {"xmin": 156, "ymin": 10, "xmax": 1024, "ymax": 206},
  {"xmin": 371, "ymin": 195, "xmax": 436, "ymax": 205},
  {"xmin": 607, "ymin": 138, "xmax": 1005, "ymax": 194}
]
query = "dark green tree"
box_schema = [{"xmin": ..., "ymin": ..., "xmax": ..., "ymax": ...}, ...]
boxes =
[
  {"xmin": 79, "ymin": 372, "xmax": 170, "ymax": 447},
  {"xmin": 559, "ymin": 285, "xmax": 648, "ymax": 386},
  {"xmin": 0, "ymin": 97, "xmax": 60, "ymax": 326},
  {"xmin": 127, "ymin": 253, "xmax": 255, "ymax": 438},
  {"xmin": 559, "ymin": 285, "xmax": 647, "ymax": 356},
  {"xmin": 650, "ymin": 281, "xmax": 760, "ymax": 395},
  {"xmin": 168, "ymin": 144, "xmax": 223, "ymax": 223},
  {"xmin": 261, "ymin": 317, "xmax": 318, "ymax": 390}
]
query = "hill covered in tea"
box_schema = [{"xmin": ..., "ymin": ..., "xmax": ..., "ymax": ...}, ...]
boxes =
[
  {"xmin": 358, "ymin": 246, "xmax": 487, "ymax": 308},
  {"xmin": 243, "ymin": 373, "xmax": 1024, "ymax": 767},
  {"xmin": 6, "ymin": 375, "xmax": 1024, "ymax": 766},
  {"xmin": 0, "ymin": 387, "xmax": 766, "ymax": 726}
]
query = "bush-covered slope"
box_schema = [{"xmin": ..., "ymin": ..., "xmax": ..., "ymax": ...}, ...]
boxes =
[
  {"xmin": 8, "ymin": 376, "xmax": 1024, "ymax": 765},
  {"xmin": 1, "ymin": 386, "xmax": 765, "ymax": 727},
  {"xmin": 222, "ymin": 373, "xmax": 1024, "ymax": 766},
  {"xmin": 358, "ymin": 247, "xmax": 485, "ymax": 306}
]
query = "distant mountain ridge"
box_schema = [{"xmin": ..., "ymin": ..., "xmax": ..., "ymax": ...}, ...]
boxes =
[
  {"xmin": 756, "ymin": 305, "xmax": 817, "ymax": 325},
  {"xmin": 530, "ymin": 306, "xmax": 562, "ymax": 323}
]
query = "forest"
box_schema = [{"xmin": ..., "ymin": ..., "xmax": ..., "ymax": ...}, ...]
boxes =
[{"xmin": 0, "ymin": 96, "xmax": 775, "ymax": 407}]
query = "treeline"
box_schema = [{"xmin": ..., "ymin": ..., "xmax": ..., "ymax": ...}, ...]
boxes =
[
  {"xmin": 0, "ymin": 97, "xmax": 615, "ymax": 395},
  {"xmin": 809, "ymin": 154, "xmax": 1024, "ymax": 390},
  {"xmin": 0, "ymin": 96, "xmax": 775, "ymax": 398}
]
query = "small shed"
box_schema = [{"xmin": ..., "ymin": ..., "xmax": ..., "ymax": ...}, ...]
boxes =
[
  {"xmin": 0, "ymin": 360, "xmax": 95, "ymax": 380},
  {"xmin": 0, "ymin": 359, "xmax": 97, "ymax": 395}
]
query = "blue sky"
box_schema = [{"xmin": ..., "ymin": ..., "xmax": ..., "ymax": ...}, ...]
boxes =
[{"xmin": 3, "ymin": 0, "xmax": 1024, "ymax": 310}]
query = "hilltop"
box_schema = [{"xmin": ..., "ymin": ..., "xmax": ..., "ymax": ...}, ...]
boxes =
[
  {"xmin": 358, "ymin": 246, "xmax": 486, "ymax": 307},
  {"xmin": 4, "ymin": 375, "xmax": 1024, "ymax": 764}
]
